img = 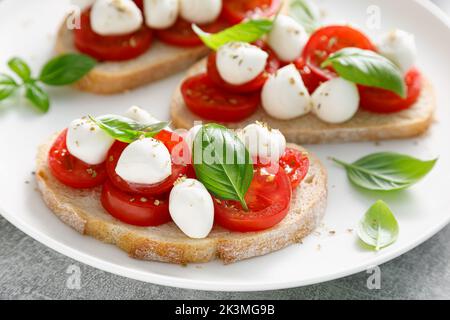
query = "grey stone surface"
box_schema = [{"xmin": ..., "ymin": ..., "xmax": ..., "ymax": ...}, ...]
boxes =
[{"xmin": 0, "ymin": 215, "xmax": 449, "ymax": 300}]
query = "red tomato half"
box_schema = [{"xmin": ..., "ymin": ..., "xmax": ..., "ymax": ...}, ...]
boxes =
[
  {"xmin": 301, "ymin": 25, "xmax": 376, "ymax": 90},
  {"xmin": 359, "ymin": 68, "xmax": 422, "ymax": 113},
  {"xmin": 214, "ymin": 166, "xmax": 292, "ymax": 232},
  {"xmin": 303, "ymin": 25, "xmax": 376, "ymax": 70},
  {"xmin": 206, "ymin": 49, "xmax": 280, "ymax": 93},
  {"xmin": 74, "ymin": 9, "xmax": 153, "ymax": 61},
  {"xmin": 106, "ymin": 130, "xmax": 188, "ymax": 196},
  {"xmin": 222, "ymin": 0, "xmax": 282, "ymax": 24},
  {"xmin": 279, "ymin": 148, "xmax": 310, "ymax": 190},
  {"xmin": 155, "ymin": 17, "xmax": 230, "ymax": 47},
  {"xmin": 48, "ymin": 129, "xmax": 108, "ymax": 189},
  {"xmin": 181, "ymin": 73, "xmax": 260, "ymax": 122},
  {"xmin": 101, "ymin": 180, "xmax": 171, "ymax": 227}
]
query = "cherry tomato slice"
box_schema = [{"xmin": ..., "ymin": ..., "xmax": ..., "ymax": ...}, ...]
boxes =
[
  {"xmin": 359, "ymin": 68, "xmax": 422, "ymax": 113},
  {"xmin": 214, "ymin": 166, "xmax": 292, "ymax": 232},
  {"xmin": 106, "ymin": 130, "xmax": 188, "ymax": 196},
  {"xmin": 48, "ymin": 129, "xmax": 108, "ymax": 189},
  {"xmin": 206, "ymin": 49, "xmax": 280, "ymax": 93},
  {"xmin": 294, "ymin": 57, "xmax": 331, "ymax": 94},
  {"xmin": 74, "ymin": 9, "xmax": 153, "ymax": 61},
  {"xmin": 222, "ymin": 0, "xmax": 282, "ymax": 24},
  {"xmin": 101, "ymin": 180, "xmax": 171, "ymax": 227},
  {"xmin": 181, "ymin": 73, "xmax": 260, "ymax": 122},
  {"xmin": 302, "ymin": 25, "xmax": 376, "ymax": 85},
  {"xmin": 155, "ymin": 17, "xmax": 230, "ymax": 47},
  {"xmin": 279, "ymin": 148, "xmax": 310, "ymax": 190}
]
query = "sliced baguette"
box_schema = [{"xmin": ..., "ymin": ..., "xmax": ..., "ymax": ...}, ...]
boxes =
[
  {"xmin": 36, "ymin": 134, "xmax": 327, "ymax": 264},
  {"xmin": 55, "ymin": 17, "xmax": 209, "ymax": 94},
  {"xmin": 170, "ymin": 59, "xmax": 436, "ymax": 144}
]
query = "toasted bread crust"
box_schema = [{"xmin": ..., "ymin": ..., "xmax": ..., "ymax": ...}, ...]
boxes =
[
  {"xmin": 55, "ymin": 18, "xmax": 209, "ymax": 94},
  {"xmin": 36, "ymin": 134, "xmax": 327, "ymax": 264},
  {"xmin": 170, "ymin": 59, "xmax": 436, "ymax": 144}
]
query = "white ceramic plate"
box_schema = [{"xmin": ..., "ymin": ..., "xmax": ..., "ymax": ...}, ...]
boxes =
[{"xmin": 0, "ymin": 0, "xmax": 449, "ymax": 291}]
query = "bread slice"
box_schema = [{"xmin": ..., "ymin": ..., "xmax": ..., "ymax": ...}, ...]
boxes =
[
  {"xmin": 55, "ymin": 17, "xmax": 209, "ymax": 94},
  {"xmin": 35, "ymin": 134, "xmax": 327, "ymax": 264},
  {"xmin": 170, "ymin": 59, "xmax": 436, "ymax": 144}
]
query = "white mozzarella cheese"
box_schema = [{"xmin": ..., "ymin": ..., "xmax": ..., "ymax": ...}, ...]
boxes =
[{"xmin": 169, "ymin": 178, "xmax": 214, "ymax": 239}]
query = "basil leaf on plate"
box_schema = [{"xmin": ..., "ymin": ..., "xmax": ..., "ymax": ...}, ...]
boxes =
[
  {"xmin": 333, "ymin": 152, "xmax": 437, "ymax": 191},
  {"xmin": 358, "ymin": 200, "xmax": 399, "ymax": 251},
  {"xmin": 192, "ymin": 124, "xmax": 253, "ymax": 210},
  {"xmin": 0, "ymin": 74, "xmax": 18, "ymax": 100},
  {"xmin": 8, "ymin": 57, "xmax": 32, "ymax": 81},
  {"xmin": 90, "ymin": 115, "xmax": 168, "ymax": 143},
  {"xmin": 193, "ymin": 19, "xmax": 273, "ymax": 50},
  {"xmin": 321, "ymin": 48, "xmax": 407, "ymax": 98},
  {"xmin": 39, "ymin": 54, "xmax": 96, "ymax": 86},
  {"xmin": 289, "ymin": 0, "xmax": 320, "ymax": 33},
  {"xmin": 25, "ymin": 82, "xmax": 50, "ymax": 112}
]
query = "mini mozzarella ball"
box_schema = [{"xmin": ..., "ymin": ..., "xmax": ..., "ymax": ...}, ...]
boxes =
[
  {"xmin": 115, "ymin": 138, "xmax": 172, "ymax": 184},
  {"xmin": 144, "ymin": 0, "xmax": 179, "ymax": 29},
  {"xmin": 124, "ymin": 106, "xmax": 160, "ymax": 125},
  {"xmin": 169, "ymin": 179, "xmax": 214, "ymax": 239},
  {"xmin": 66, "ymin": 118, "xmax": 115, "ymax": 165},
  {"xmin": 124, "ymin": 106, "xmax": 172, "ymax": 132},
  {"xmin": 179, "ymin": 0, "xmax": 222, "ymax": 24},
  {"xmin": 216, "ymin": 42, "xmax": 269, "ymax": 85},
  {"xmin": 184, "ymin": 124, "xmax": 202, "ymax": 153},
  {"xmin": 261, "ymin": 64, "xmax": 312, "ymax": 120},
  {"xmin": 377, "ymin": 29, "xmax": 417, "ymax": 73},
  {"xmin": 238, "ymin": 122, "xmax": 286, "ymax": 162},
  {"xmin": 91, "ymin": 0, "xmax": 143, "ymax": 36},
  {"xmin": 312, "ymin": 78, "xmax": 360, "ymax": 124},
  {"xmin": 267, "ymin": 15, "xmax": 309, "ymax": 62}
]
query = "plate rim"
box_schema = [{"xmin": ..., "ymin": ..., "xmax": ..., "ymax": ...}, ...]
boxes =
[
  {"xmin": 2, "ymin": 201, "xmax": 449, "ymax": 291},
  {"xmin": 0, "ymin": 0, "xmax": 450, "ymax": 292}
]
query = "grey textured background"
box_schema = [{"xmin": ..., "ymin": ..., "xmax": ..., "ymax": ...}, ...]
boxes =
[{"xmin": 1, "ymin": 0, "xmax": 450, "ymax": 300}]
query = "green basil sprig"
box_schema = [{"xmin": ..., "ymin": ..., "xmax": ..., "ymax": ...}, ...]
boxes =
[
  {"xmin": 192, "ymin": 124, "xmax": 253, "ymax": 210},
  {"xmin": 333, "ymin": 152, "xmax": 437, "ymax": 191},
  {"xmin": 0, "ymin": 74, "xmax": 18, "ymax": 100},
  {"xmin": 0, "ymin": 54, "xmax": 96, "ymax": 112},
  {"xmin": 358, "ymin": 200, "xmax": 399, "ymax": 250},
  {"xmin": 321, "ymin": 48, "xmax": 407, "ymax": 98},
  {"xmin": 25, "ymin": 82, "xmax": 50, "ymax": 112},
  {"xmin": 8, "ymin": 57, "xmax": 32, "ymax": 82},
  {"xmin": 193, "ymin": 19, "xmax": 273, "ymax": 50},
  {"xmin": 39, "ymin": 54, "xmax": 96, "ymax": 86},
  {"xmin": 289, "ymin": 0, "xmax": 320, "ymax": 33},
  {"xmin": 89, "ymin": 115, "xmax": 168, "ymax": 143}
]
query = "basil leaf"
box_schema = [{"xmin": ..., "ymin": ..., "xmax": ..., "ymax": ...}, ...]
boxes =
[
  {"xmin": 333, "ymin": 152, "xmax": 437, "ymax": 191},
  {"xmin": 193, "ymin": 124, "xmax": 253, "ymax": 210},
  {"xmin": 0, "ymin": 74, "xmax": 18, "ymax": 100},
  {"xmin": 358, "ymin": 200, "xmax": 399, "ymax": 250},
  {"xmin": 322, "ymin": 48, "xmax": 407, "ymax": 98},
  {"xmin": 289, "ymin": 0, "xmax": 320, "ymax": 33},
  {"xmin": 25, "ymin": 82, "xmax": 49, "ymax": 112},
  {"xmin": 193, "ymin": 19, "xmax": 273, "ymax": 50},
  {"xmin": 90, "ymin": 115, "xmax": 167, "ymax": 143},
  {"xmin": 8, "ymin": 57, "xmax": 32, "ymax": 81},
  {"xmin": 39, "ymin": 54, "xmax": 96, "ymax": 86}
]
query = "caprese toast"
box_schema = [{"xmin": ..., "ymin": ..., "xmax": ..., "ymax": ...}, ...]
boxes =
[
  {"xmin": 56, "ymin": 0, "xmax": 283, "ymax": 94},
  {"xmin": 170, "ymin": 6, "xmax": 435, "ymax": 144},
  {"xmin": 35, "ymin": 107, "xmax": 327, "ymax": 264}
]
